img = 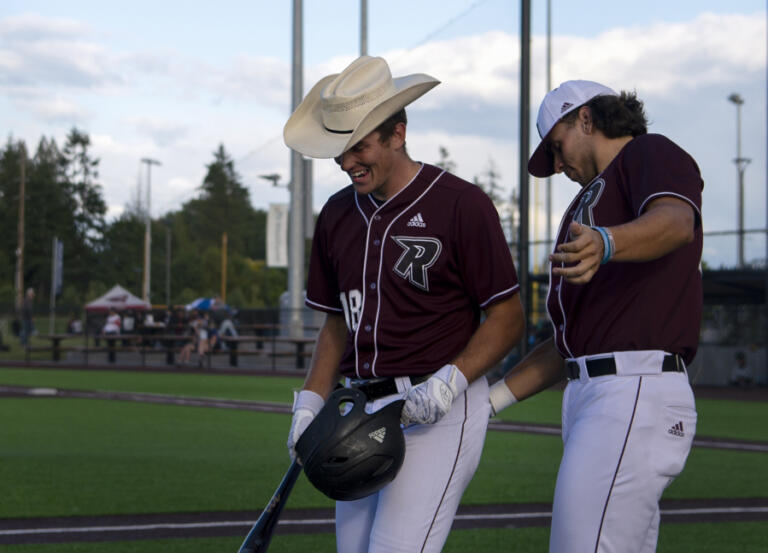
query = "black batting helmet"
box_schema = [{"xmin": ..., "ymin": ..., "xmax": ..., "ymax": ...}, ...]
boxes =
[{"xmin": 295, "ymin": 387, "xmax": 406, "ymax": 501}]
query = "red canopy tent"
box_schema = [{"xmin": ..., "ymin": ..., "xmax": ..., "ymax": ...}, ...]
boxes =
[{"xmin": 84, "ymin": 285, "xmax": 151, "ymax": 313}]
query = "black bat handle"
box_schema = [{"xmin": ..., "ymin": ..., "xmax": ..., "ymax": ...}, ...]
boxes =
[{"xmin": 237, "ymin": 459, "xmax": 302, "ymax": 553}]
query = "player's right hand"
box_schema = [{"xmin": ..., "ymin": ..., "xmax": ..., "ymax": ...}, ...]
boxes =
[
  {"xmin": 401, "ymin": 364, "xmax": 468, "ymax": 426},
  {"xmin": 549, "ymin": 222, "xmax": 604, "ymax": 284},
  {"xmin": 287, "ymin": 389, "xmax": 325, "ymax": 461}
]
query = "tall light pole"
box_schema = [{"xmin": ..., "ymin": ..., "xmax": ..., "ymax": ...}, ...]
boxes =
[
  {"xmin": 728, "ymin": 93, "xmax": 751, "ymax": 268},
  {"xmin": 164, "ymin": 216, "xmax": 172, "ymax": 308},
  {"xmin": 15, "ymin": 143, "xmax": 26, "ymax": 313},
  {"xmin": 141, "ymin": 157, "xmax": 161, "ymax": 303},
  {"xmin": 360, "ymin": 0, "xmax": 368, "ymax": 55},
  {"xmin": 545, "ymin": 0, "xmax": 552, "ymax": 260},
  {"xmin": 288, "ymin": 0, "xmax": 306, "ymax": 338},
  {"xmin": 518, "ymin": 0, "xmax": 531, "ymax": 355}
]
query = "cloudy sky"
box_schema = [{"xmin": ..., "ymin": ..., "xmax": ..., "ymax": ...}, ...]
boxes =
[{"xmin": 1, "ymin": 0, "xmax": 765, "ymax": 268}]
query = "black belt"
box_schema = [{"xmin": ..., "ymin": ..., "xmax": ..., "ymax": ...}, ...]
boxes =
[
  {"xmin": 350, "ymin": 374, "xmax": 431, "ymax": 400},
  {"xmin": 565, "ymin": 354, "xmax": 684, "ymax": 380}
]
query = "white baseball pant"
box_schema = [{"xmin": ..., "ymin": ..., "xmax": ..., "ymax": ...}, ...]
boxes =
[{"xmin": 336, "ymin": 376, "xmax": 490, "ymax": 553}]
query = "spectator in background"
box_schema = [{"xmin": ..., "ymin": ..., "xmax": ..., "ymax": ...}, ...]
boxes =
[
  {"xmin": 101, "ymin": 307, "xmax": 121, "ymax": 336},
  {"xmin": 66, "ymin": 313, "xmax": 83, "ymax": 334},
  {"xmin": 0, "ymin": 322, "xmax": 9, "ymax": 351},
  {"xmin": 122, "ymin": 310, "xmax": 136, "ymax": 333},
  {"xmin": 121, "ymin": 309, "xmax": 136, "ymax": 346},
  {"xmin": 178, "ymin": 310, "xmax": 212, "ymax": 367},
  {"xmin": 211, "ymin": 300, "xmax": 237, "ymax": 351},
  {"xmin": 208, "ymin": 317, "xmax": 220, "ymax": 352},
  {"xmin": 730, "ymin": 351, "xmax": 754, "ymax": 388},
  {"xmin": 19, "ymin": 288, "xmax": 36, "ymax": 346}
]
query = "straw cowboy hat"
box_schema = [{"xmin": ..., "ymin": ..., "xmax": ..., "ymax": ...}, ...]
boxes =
[{"xmin": 284, "ymin": 56, "xmax": 440, "ymax": 159}]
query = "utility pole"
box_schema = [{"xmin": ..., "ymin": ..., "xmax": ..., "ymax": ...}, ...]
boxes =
[
  {"xmin": 360, "ymin": 0, "xmax": 368, "ymax": 55},
  {"xmin": 221, "ymin": 232, "xmax": 228, "ymax": 302},
  {"xmin": 728, "ymin": 93, "xmax": 750, "ymax": 267},
  {"xmin": 545, "ymin": 0, "xmax": 552, "ymax": 261},
  {"xmin": 15, "ymin": 143, "xmax": 26, "ymax": 313},
  {"xmin": 288, "ymin": 0, "xmax": 305, "ymax": 338},
  {"xmin": 518, "ymin": 0, "xmax": 531, "ymax": 355},
  {"xmin": 164, "ymin": 217, "xmax": 172, "ymax": 308},
  {"xmin": 141, "ymin": 158, "xmax": 161, "ymax": 303}
]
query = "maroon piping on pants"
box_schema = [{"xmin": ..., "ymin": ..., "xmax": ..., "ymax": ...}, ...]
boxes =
[
  {"xmin": 594, "ymin": 377, "xmax": 644, "ymax": 553},
  {"xmin": 420, "ymin": 391, "xmax": 469, "ymax": 552}
]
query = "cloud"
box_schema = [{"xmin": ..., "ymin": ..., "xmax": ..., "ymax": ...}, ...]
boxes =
[
  {"xmin": 359, "ymin": 12, "xmax": 766, "ymax": 139},
  {"xmin": 129, "ymin": 118, "xmax": 190, "ymax": 148},
  {"xmin": 13, "ymin": 91, "xmax": 90, "ymax": 123},
  {"xmin": 548, "ymin": 12, "xmax": 765, "ymax": 97},
  {"xmin": 0, "ymin": 13, "xmax": 121, "ymax": 91}
]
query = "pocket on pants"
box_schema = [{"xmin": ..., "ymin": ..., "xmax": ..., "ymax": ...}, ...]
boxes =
[{"xmin": 652, "ymin": 401, "xmax": 697, "ymax": 478}]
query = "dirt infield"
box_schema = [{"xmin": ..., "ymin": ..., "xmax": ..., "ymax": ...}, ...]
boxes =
[{"xmin": 1, "ymin": 369, "xmax": 767, "ymax": 546}]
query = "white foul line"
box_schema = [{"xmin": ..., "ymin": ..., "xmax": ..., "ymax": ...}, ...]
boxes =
[{"xmin": 2, "ymin": 506, "xmax": 767, "ymax": 537}]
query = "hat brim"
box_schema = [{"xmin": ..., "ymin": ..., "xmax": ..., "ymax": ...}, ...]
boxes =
[
  {"xmin": 284, "ymin": 73, "xmax": 440, "ymax": 159},
  {"xmin": 528, "ymin": 128, "xmax": 556, "ymax": 178}
]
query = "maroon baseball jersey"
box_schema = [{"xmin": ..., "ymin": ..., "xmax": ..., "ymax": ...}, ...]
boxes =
[
  {"xmin": 307, "ymin": 163, "xmax": 520, "ymax": 379},
  {"xmin": 546, "ymin": 133, "xmax": 703, "ymax": 364}
]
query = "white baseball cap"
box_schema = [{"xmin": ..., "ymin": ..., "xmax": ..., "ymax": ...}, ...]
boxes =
[
  {"xmin": 284, "ymin": 56, "xmax": 440, "ymax": 159},
  {"xmin": 528, "ymin": 80, "xmax": 618, "ymax": 178}
]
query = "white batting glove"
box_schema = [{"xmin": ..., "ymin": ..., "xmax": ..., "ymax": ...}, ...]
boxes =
[
  {"xmin": 401, "ymin": 364, "xmax": 468, "ymax": 426},
  {"xmin": 488, "ymin": 379, "xmax": 518, "ymax": 417},
  {"xmin": 287, "ymin": 390, "xmax": 325, "ymax": 461}
]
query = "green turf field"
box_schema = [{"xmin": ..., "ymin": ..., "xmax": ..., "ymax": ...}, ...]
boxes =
[{"xmin": 1, "ymin": 367, "xmax": 766, "ymax": 551}]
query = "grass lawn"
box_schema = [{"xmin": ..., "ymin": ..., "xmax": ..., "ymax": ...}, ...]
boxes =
[
  {"xmin": 1, "ymin": 366, "xmax": 766, "ymax": 551},
  {"xmin": 2, "ymin": 396, "xmax": 766, "ymax": 519},
  {"xmin": 2, "ymin": 367, "xmax": 766, "ymax": 441},
  {"xmin": 0, "ymin": 368, "xmax": 305, "ymax": 403}
]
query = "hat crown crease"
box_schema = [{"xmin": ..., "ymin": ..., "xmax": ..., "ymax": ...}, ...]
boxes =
[{"xmin": 321, "ymin": 59, "xmax": 396, "ymax": 132}]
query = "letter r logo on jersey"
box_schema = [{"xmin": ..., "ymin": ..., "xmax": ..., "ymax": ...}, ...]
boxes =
[
  {"xmin": 572, "ymin": 178, "xmax": 605, "ymax": 227},
  {"xmin": 391, "ymin": 236, "xmax": 442, "ymax": 291}
]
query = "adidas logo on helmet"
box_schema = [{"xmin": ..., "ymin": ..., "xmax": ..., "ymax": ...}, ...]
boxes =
[{"xmin": 368, "ymin": 427, "xmax": 387, "ymax": 443}]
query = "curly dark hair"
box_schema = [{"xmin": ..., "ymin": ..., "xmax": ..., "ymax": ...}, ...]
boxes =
[{"xmin": 562, "ymin": 91, "xmax": 648, "ymax": 138}]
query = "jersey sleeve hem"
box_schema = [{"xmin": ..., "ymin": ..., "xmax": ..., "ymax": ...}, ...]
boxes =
[
  {"xmin": 637, "ymin": 192, "xmax": 702, "ymax": 222},
  {"xmin": 479, "ymin": 284, "xmax": 520, "ymax": 309},
  {"xmin": 305, "ymin": 298, "xmax": 343, "ymax": 313}
]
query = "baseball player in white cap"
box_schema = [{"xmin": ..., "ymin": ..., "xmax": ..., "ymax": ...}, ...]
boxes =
[
  {"xmin": 284, "ymin": 55, "xmax": 524, "ymax": 553},
  {"xmin": 490, "ymin": 80, "xmax": 702, "ymax": 553}
]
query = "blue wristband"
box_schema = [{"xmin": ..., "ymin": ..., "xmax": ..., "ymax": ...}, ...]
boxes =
[{"xmin": 594, "ymin": 226, "xmax": 613, "ymax": 264}]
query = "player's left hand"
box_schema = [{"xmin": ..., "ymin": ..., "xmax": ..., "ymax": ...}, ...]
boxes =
[
  {"xmin": 549, "ymin": 222, "xmax": 604, "ymax": 284},
  {"xmin": 401, "ymin": 364, "xmax": 468, "ymax": 426}
]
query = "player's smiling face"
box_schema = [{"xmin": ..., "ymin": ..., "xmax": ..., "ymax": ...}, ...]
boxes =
[{"xmin": 335, "ymin": 129, "xmax": 401, "ymax": 200}]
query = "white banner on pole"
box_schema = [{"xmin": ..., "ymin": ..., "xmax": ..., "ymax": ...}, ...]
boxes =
[{"xmin": 267, "ymin": 203, "xmax": 289, "ymax": 268}]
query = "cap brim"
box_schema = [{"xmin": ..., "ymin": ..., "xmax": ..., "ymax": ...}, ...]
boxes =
[
  {"xmin": 528, "ymin": 124, "xmax": 558, "ymax": 178},
  {"xmin": 284, "ymin": 74, "xmax": 439, "ymax": 159}
]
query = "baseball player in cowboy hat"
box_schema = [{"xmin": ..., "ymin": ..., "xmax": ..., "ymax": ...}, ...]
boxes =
[
  {"xmin": 489, "ymin": 80, "xmax": 703, "ymax": 553},
  {"xmin": 284, "ymin": 55, "xmax": 524, "ymax": 553}
]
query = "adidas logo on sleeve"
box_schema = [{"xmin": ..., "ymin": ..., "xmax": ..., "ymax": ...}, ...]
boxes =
[{"xmin": 407, "ymin": 213, "xmax": 426, "ymax": 228}]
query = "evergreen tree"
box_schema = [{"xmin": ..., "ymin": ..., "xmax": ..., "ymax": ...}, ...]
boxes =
[
  {"xmin": 473, "ymin": 158, "xmax": 505, "ymax": 204},
  {"xmin": 435, "ymin": 146, "xmax": 456, "ymax": 173},
  {"xmin": 61, "ymin": 128, "xmax": 107, "ymax": 249}
]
